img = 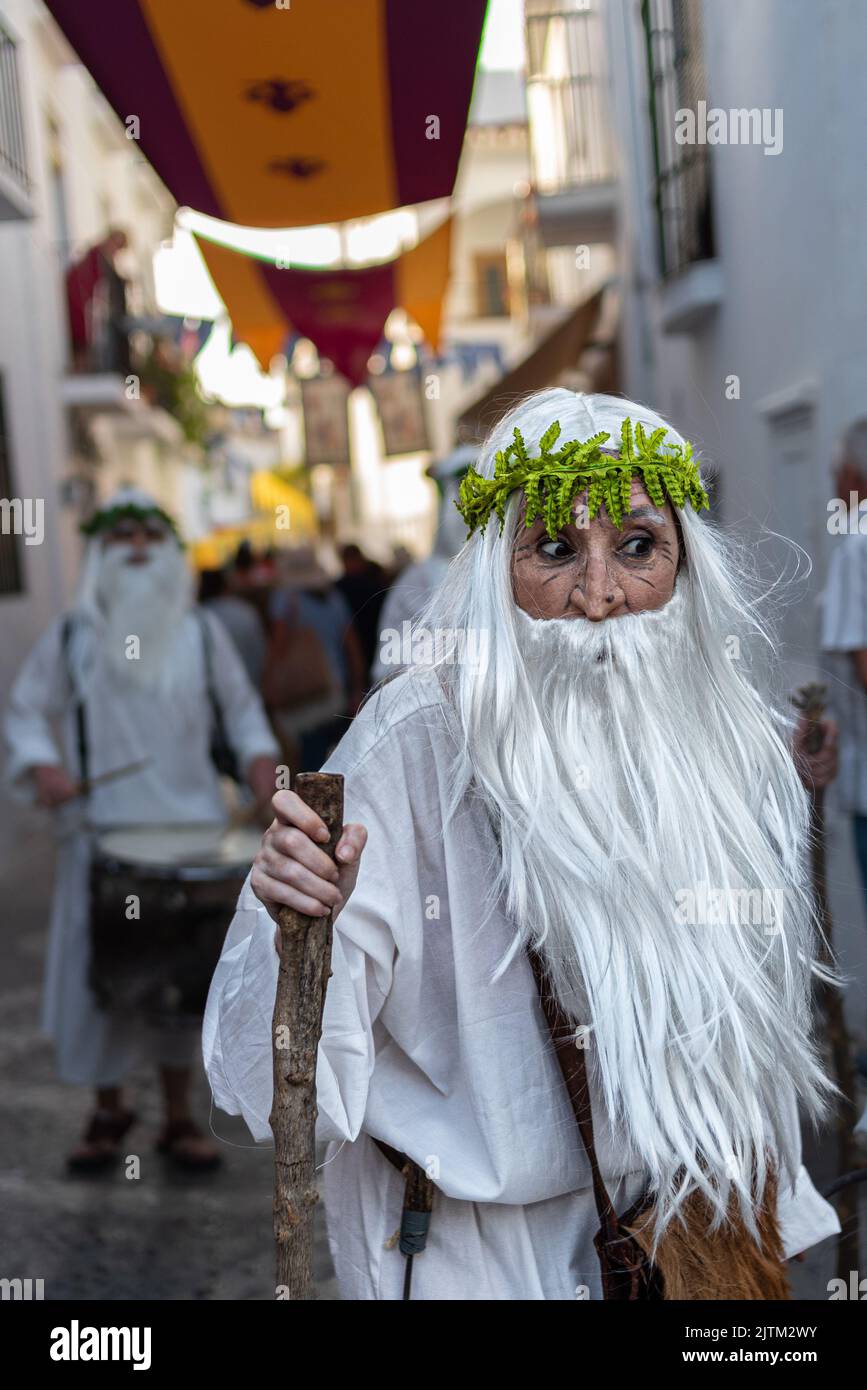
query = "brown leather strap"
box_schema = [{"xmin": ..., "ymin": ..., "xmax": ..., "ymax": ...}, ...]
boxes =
[
  {"xmin": 527, "ymin": 948, "xmax": 618, "ymax": 1234},
  {"xmin": 372, "ymin": 1137, "xmax": 435, "ymax": 1215},
  {"xmin": 372, "ymin": 1136, "xmax": 409, "ymax": 1175}
]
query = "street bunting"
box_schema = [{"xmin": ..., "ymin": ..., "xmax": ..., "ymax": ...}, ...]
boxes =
[
  {"xmin": 46, "ymin": 0, "xmax": 487, "ymax": 228},
  {"xmin": 196, "ymin": 217, "xmax": 452, "ymax": 384}
]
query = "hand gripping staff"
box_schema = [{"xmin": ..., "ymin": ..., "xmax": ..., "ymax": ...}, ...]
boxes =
[{"xmin": 270, "ymin": 772, "xmax": 343, "ymax": 1300}]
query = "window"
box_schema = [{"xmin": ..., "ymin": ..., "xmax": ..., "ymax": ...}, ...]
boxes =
[
  {"xmin": 475, "ymin": 253, "xmax": 510, "ymax": 318},
  {"xmin": 0, "ymin": 19, "xmax": 29, "ymax": 195},
  {"xmin": 642, "ymin": 0, "xmax": 715, "ymax": 276},
  {"xmin": 0, "ymin": 374, "xmax": 23, "ymax": 596},
  {"xmin": 526, "ymin": 0, "xmax": 615, "ymax": 194},
  {"xmin": 46, "ymin": 115, "xmax": 73, "ymax": 266}
]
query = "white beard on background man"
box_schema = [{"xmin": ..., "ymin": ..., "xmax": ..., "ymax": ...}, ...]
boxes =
[
  {"xmin": 423, "ymin": 507, "xmax": 833, "ymax": 1240},
  {"xmin": 94, "ymin": 540, "xmax": 193, "ymax": 692}
]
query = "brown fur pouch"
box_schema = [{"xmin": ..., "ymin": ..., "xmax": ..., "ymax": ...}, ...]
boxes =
[
  {"xmin": 625, "ymin": 1171, "xmax": 791, "ymax": 1300},
  {"xmin": 527, "ymin": 948, "xmax": 792, "ymax": 1301}
]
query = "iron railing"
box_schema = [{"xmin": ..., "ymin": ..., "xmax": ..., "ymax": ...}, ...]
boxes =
[
  {"xmin": 641, "ymin": 0, "xmax": 715, "ymax": 277},
  {"xmin": 525, "ymin": 0, "xmax": 616, "ymax": 194},
  {"xmin": 0, "ymin": 19, "xmax": 30, "ymax": 196}
]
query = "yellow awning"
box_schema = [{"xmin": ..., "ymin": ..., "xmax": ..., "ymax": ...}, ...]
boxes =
[{"xmin": 190, "ymin": 474, "xmax": 317, "ymax": 569}]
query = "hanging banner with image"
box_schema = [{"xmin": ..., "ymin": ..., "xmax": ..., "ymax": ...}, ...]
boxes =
[
  {"xmin": 300, "ymin": 375, "xmax": 351, "ymax": 467},
  {"xmin": 195, "ymin": 217, "xmax": 453, "ymax": 384},
  {"xmin": 368, "ymin": 369, "xmax": 430, "ymax": 457}
]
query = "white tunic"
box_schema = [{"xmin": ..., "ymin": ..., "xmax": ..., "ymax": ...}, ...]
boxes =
[
  {"xmin": 203, "ymin": 669, "xmax": 840, "ymax": 1300},
  {"xmin": 4, "ymin": 607, "xmax": 279, "ymax": 1084}
]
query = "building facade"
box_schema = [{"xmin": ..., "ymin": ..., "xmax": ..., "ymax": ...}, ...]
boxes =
[
  {"xmin": 0, "ymin": 0, "xmax": 178, "ymax": 719},
  {"xmin": 600, "ymin": 0, "xmax": 867, "ymax": 1009},
  {"xmin": 606, "ymin": 0, "xmax": 867, "ymax": 682}
]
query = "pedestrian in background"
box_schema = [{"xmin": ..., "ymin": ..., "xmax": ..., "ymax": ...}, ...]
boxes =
[
  {"xmin": 335, "ymin": 543, "xmax": 388, "ymax": 687},
  {"xmin": 3, "ymin": 490, "xmax": 279, "ymax": 1173},
  {"xmin": 265, "ymin": 547, "xmax": 366, "ymax": 771}
]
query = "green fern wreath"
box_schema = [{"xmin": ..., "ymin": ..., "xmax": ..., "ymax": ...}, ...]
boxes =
[{"xmin": 456, "ymin": 418, "xmax": 709, "ymax": 538}]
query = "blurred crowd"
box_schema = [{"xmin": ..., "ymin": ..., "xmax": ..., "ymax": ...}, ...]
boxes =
[{"xmin": 198, "ymin": 539, "xmax": 407, "ymax": 774}]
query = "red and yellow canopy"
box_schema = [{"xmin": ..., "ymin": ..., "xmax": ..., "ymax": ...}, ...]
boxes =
[
  {"xmin": 46, "ymin": 0, "xmax": 488, "ymax": 227},
  {"xmin": 196, "ymin": 216, "xmax": 452, "ymax": 383}
]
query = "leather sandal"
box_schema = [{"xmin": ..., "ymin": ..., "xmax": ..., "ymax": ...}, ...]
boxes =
[
  {"xmin": 155, "ymin": 1118, "xmax": 222, "ymax": 1171},
  {"xmin": 67, "ymin": 1108, "xmax": 137, "ymax": 1173}
]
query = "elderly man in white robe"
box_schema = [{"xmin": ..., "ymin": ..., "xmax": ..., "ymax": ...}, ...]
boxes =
[
  {"xmin": 205, "ymin": 392, "xmax": 841, "ymax": 1300},
  {"xmin": 5, "ymin": 489, "xmax": 279, "ymax": 1172}
]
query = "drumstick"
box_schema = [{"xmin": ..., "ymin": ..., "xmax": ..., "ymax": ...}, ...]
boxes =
[
  {"xmin": 270, "ymin": 771, "xmax": 344, "ymax": 1301},
  {"xmin": 76, "ymin": 758, "xmax": 151, "ymax": 796}
]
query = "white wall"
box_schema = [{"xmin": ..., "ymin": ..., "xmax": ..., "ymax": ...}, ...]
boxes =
[
  {"xmin": 606, "ymin": 0, "xmax": 867, "ymax": 1031},
  {"xmin": 611, "ymin": 0, "xmax": 867, "ymax": 597},
  {"xmin": 0, "ymin": 0, "xmax": 176, "ymax": 721},
  {"xmin": 0, "ymin": 0, "xmax": 75, "ymax": 713}
]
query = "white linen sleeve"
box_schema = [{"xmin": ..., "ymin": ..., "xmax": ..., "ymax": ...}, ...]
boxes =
[
  {"xmin": 776, "ymin": 1165, "xmax": 841, "ymax": 1258},
  {"xmin": 3, "ymin": 620, "xmax": 69, "ymax": 799},
  {"xmin": 200, "ymin": 609, "xmax": 280, "ymax": 769},
  {"xmin": 774, "ymin": 1080, "xmax": 840, "ymax": 1257},
  {"xmin": 203, "ymin": 774, "xmax": 396, "ymax": 1144},
  {"xmin": 821, "ymin": 535, "xmax": 867, "ymax": 652}
]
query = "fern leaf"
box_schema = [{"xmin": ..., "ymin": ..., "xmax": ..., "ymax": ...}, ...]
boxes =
[{"xmin": 539, "ymin": 420, "xmax": 561, "ymax": 454}]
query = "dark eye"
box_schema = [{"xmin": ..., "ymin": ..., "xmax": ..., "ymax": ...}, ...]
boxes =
[
  {"xmin": 619, "ymin": 533, "xmax": 654, "ymax": 559},
  {"xmin": 539, "ymin": 537, "xmax": 573, "ymax": 560}
]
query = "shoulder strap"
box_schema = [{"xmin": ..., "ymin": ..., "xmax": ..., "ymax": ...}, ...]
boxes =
[
  {"xmin": 61, "ymin": 615, "xmax": 90, "ymax": 787},
  {"xmin": 197, "ymin": 610, "xmax": 229, "ymax": 744},
  {"xmin": 526, "ymin": 947, "xmax": 618, "ymax": 1234}
]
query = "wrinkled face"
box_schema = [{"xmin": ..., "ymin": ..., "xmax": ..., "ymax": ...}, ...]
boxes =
[
  {"xmin": 512, "ymin": 476, "xmax": 681, "ymax": 620},
  {"xmin": 103, "ymin": 518, "xmax": 168, "ymax": 565}
]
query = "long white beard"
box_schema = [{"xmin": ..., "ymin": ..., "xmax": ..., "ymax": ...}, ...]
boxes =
[
  {"xmin": 95, "ymin": 543, "xmax": 192, "ymax": 692},
  {"xmin": 467, "ymin": 577, "xmax": 829, "ymax": 1234}
]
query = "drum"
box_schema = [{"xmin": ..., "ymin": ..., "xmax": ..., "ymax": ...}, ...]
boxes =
[{"xmin": 89, "ymin": 823, "xmax": 262, "ymax": 1026}]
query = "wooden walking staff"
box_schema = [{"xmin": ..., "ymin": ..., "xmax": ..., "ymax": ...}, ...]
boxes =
[
  {"xmin": 792, "ymin": 683, "xmax": 859, "ymax": 1279},
  {"xmin": 270, "ymin": 771, "xmax": 344, "ymax": 1300}
]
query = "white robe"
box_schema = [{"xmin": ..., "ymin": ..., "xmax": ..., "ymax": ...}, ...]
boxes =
[
  {"xmin": 203, "ymin": 669, "xmax": 840, "ymax": 1300},
  {"xmin": 4, "ymin": 606, "xmax": 279, "ymax": 1085}
]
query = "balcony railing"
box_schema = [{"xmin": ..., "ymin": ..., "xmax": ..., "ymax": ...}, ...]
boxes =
[
  {"xmin": 525, "ymin": 0, "xmax": 616, "ymax": 196},
  {"xmin": 69, "ymin": 309, "xmax": 133, "ymax": 378},
  {"xmin": 0, "ymin": 20, "xmax": 31, "ymax": 213},
  {"xmin": 642, "ymin": 0, "xmax": 716, "ymax": 277}
]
